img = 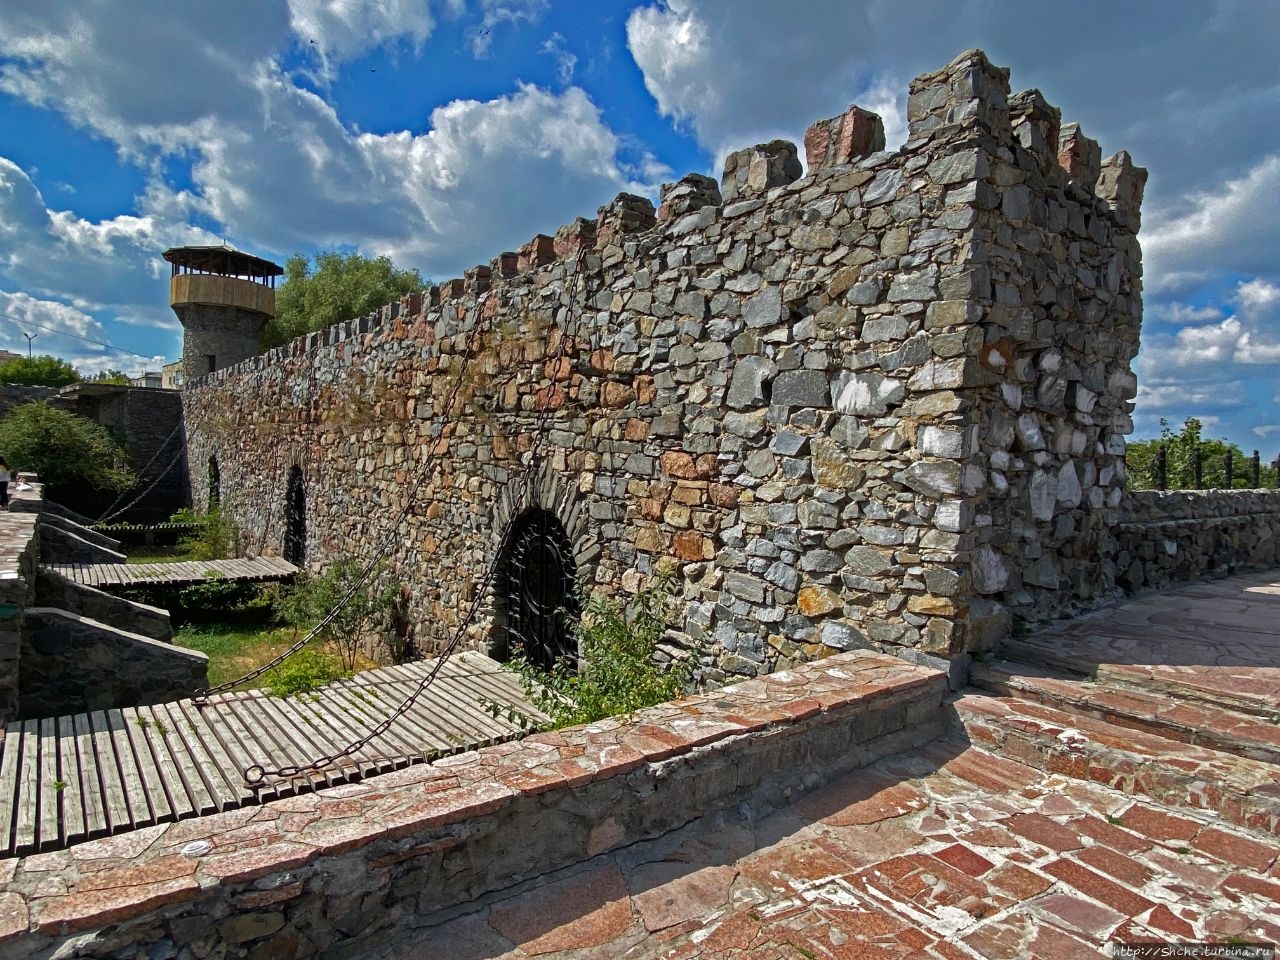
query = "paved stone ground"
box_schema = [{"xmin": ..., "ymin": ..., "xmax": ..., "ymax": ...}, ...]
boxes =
[{"xmin": 359, "ymin": 575, "xmax": 1280, "ymax": 959}]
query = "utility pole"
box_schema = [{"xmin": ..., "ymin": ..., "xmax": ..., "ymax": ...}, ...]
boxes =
[{"xmin": 22, "ymin": 333, "xmax": 36, "ymax": 358}]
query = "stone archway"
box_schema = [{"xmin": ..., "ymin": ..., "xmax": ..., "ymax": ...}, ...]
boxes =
[
  {"xmin": 283, "ymin": 465, "xmax": 306, "ymax": 566},
  {"xmin": 486, "ymin": 461, "xmax": 597, "ymax": 665}
]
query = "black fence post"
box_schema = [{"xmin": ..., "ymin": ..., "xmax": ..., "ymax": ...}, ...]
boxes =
[
  {"xmin": 1224, "ymin": 449, "xmax": 1234, "ymax": 489},
  {"xmin": 1156, "ymin": 444, "xmax": 1167, "ymax": 491},
  {"xmin": 1274, "ymin": 455, "xmax": 1280, "ymax": 489},
  {"xmin": 1252, "ymin": 450, "xmax": 1261, "ymax": 488},
  {"xmin": 1192, "ymin": 444, "xmax": 1202, "ymax": 490}
]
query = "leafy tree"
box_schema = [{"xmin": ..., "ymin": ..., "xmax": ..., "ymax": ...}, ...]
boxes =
[
  {"xmin": 0, "ymin": 354, "xmax": 80, "ymax": 387},
  {"xmin": 169, "ymin": 506, "xmax": 238, "ymax": 560},
  {"xmin": 1127, "ymin": 417, "xmax": 1278, "ymax": 490},
  {"xmin": 0, "ymin": 401, "xmax": 135, "ymax": 494},
  {"xmin": 84, "ymin": 369, "xmax": 131, "ymax": 384},
  {"xmin": 277, "ymin": 559, "xmax": 401, "ymax": 673},
  {"xmin": 261, "ymin": 251, "xmax": 426, "ymax": 349}
]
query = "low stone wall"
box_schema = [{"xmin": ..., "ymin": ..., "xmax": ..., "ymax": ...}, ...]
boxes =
[
  {"xmin": 1115, "ymin": 490, "xmax": 1280, "ymax": 592},
  {"xmin": 34, "ymin": 570, "xmax": 172, "ymax": 642},
  {"xmin": 35, "ymin": 521, "xmax": 126, "ymax": 565},
  {"xmin": 0, "ymin": 651, "xmax": 945, "ymax": 958},
  {"xmin": 0, "ymin": 512, "xmax": 38, "ymax": 723},
  {"xmin": 18, "ymin": 608, "xmax": 206, "ymax": 719},
  {"xmin": 33, "ymin": 514, "xmax": 120, "ymax": 553}
]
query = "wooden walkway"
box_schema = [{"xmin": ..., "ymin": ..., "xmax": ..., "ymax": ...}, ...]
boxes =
[
  {"xmin": 0, "ymin": 651, "xmax": 545, "ymax": 856},
  {"xmin": 43, "ymin": 556, "xmax": 299, "ymax": 590}
]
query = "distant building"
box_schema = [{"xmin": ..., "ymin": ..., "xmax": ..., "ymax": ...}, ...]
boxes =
[
  {"xmin": 0, "ymin": 350, "xmax": 20, "ymax": 364},
  {"xmin": 130, "ymin": 371, "xmax": 163, "ymax": 389},
  {"xmin": 162, "ymin": 361, "xmax": 184, "ymax": 390}
]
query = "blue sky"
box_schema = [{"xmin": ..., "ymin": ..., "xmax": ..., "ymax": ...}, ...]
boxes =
[{"xmin": 0, "ymin": 0, "xmax": 1277, "ymax": 451}]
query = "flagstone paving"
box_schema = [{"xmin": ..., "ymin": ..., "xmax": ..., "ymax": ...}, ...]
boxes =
[
  {"xmin": 360, "ymin": 575, "xmax": 1280, "ymax": 959},
  {"xmin": 362, "ymin": 738, "xmax": 1279, "ymax": 959}
]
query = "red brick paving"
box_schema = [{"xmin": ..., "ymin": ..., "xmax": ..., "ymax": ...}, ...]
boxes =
[{"xmin": 367, "ymin": 738, "xmax": 1280, "ymax": 958}]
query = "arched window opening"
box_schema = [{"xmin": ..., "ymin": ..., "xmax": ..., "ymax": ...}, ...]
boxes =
[
  {"xmin": 283, "ymin": 465, "xmax": 306, "ymax": 566},
  {"xmin": 207, "ymin": 455, "xmax": 221, "ymax": 509},
  {"xmin": 493, "ymin": 508, "xmax": 579, "ymax": 670}
]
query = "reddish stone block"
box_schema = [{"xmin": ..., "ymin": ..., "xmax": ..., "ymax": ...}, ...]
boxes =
[
  {"xmin": 1192, "ymin": 826, "xmax": 1278, "ymax": 872},
  {"xmin": 1120, "ymin": 804, "xmax": 1201, "ymax": 842},
  {"xmin": 0, "ymin": 892, "xmax": 28, "ymax": 942},
  {"xmin": 35, "ymin": 876, "xmax": 199, "ymax": 935},
  {"xmin": 624, "ymin": 417, "xmax": 648, "ymax": 441},
  {"xmin": 708, "ymin": 483, "xmax": 739, "ymax": 507},
  {"xmin": 670, "ymin": 530, "xmax": 706, "ymax": 561},
  {"xmin": 1003, "ymin": 813, "xmax": 1085, "ymax": 853},
  {"xmin": 1043, "ymin": 858, "xmax": 1154, "ymax": 918},
  {"xmin": 660, "ymin": 451, "xmax": 699, "ymax": 479},
  {"xmin": 1035, "ymin": 892, "xmax": 1126, "ymax": 939},
  {"xmin": 933, "ymin": 843, "xmax": 995, "ymax": 877},
  {"xmin": 1076, "ymin": 845, "xmax": 1153, "ymax": 887},
  {"xmin": 517, "ymin": 234, "xmax": 555, "ymax": 272},
  {"xmin": 1073, "ymin": 815, "xmax": 1151, "ymax": 854},
  {"xmin": 488, "ymin": 863, "xmax": 633, "ymax": 954},
  {"xmin": 1145, "ymin": 903, "xmax": 1195, "ymax": 939},
  {"xmin": 987, "ymin": 863, "xmax": 1054, "ymax": 900}
]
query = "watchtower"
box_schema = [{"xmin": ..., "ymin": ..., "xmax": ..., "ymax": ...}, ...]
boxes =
[{"xmin": 163, "ymin": 245, "xmax": 283, "ymax": 381}]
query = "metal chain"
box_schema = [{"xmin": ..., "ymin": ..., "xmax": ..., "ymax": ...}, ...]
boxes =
[
  {"xmin": 94, "ymin": 421, "xmax": 187, "ymax": 524},
  {"xmin": 242, "ymin": 249, "xmax": 594, "ymax": 785},
  {"xmin": 193, "ymin": 313, "xmax": 486, "ymax": 703}
]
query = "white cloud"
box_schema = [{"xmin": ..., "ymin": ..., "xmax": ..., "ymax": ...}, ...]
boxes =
[
  {"xmin": 0, "ymin": 159, "xmax": 217, "ymax": 325},
  {"xmin": 541, "ymin": 32, "xmax": 577, "ymax": 85},
  {"xmin": 1142, "ymin": 156, "xmax": 1280, "ymax": 294},
  {"xmin": 1253, "ymin": 424, "xmax": 1280, "ymax": 439},
  {"xmin": 288, "ymin": 0, "xmax": 444, "ymax": 69},
  {"xmin": 468, "ymin": 0, "xmax": 548, "ymax": 57}
]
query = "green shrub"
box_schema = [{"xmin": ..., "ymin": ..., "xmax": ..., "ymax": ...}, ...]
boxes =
[
  {"xmin": 276, "ymin": 559, "xmax": 402, "ymax": 672},
  {"xmin": 0, "ymin": 401, "xmax": 134, "ymax": 495},
  {"xmin": 170, "ymin": 506, "xmax": 237, "ymax": 560},
  {"xmin": 262, "ymin": 647, "xmax": 347, "ymax": 697},
  {"xmin": 500, "ymin": 577, "xmax": 696, "ymax": 730}
]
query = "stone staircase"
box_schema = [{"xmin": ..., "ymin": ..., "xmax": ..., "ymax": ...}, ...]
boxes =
[{"xmin": 951, "ymin": 597, "xmax": 1280, "ymax": 840}]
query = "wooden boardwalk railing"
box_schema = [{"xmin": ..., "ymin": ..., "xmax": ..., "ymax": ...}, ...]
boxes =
[{"xmin": 0, "ymin": 651, "xmax": 544, "ymax": 856}]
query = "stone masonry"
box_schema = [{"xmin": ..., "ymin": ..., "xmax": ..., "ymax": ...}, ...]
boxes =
[{"xmin": 183, "ymin": 50, "xmax": 1151, "ymax": 682}]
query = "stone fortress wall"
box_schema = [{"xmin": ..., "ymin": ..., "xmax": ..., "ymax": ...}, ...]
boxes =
[{"xmin": 181, "ymin": 49, "xmax": 1238, "ymax": 680}]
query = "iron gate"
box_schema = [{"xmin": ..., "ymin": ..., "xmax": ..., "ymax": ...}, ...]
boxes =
[{"xmin": 497, "ymin": 508, "xmax": 579, "ymax": 670}]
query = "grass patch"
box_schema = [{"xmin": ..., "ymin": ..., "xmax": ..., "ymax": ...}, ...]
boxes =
[
  {"xmin": 174, "ymin": 621, "xmax": 300, "ymax": 688},
  {"xmin": 126, "ymin": 546, "xmax": 200, "ymax": 564}
]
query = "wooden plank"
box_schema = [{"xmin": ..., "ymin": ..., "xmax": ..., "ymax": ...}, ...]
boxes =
[
  {"xmin": 88, "ymin": 710, "xmax": 136, "ymax": 833},
  {"xmin": 248, "ymin": 696, "xmax": 339, "ymax": 793},
  {"xmin": 165, "ymin": 700, "xmax": 249, "ymax": 810},
  {"xmin": 301, "ymin": 686, "xmax": 387, "ymax": 780},
  {"xmin": 69, "ymin": 713, "xmax": 109, "ymax": 840},
  {"xmin": 332, "ymin": 676, "xmax": 427, "ymax": 763},
  {"xmin": 56, "ymin": 714, "xmax": 87, "ymax": 846},
  {"xmin": 201, "ymin": 696, "xmax": 288, "ymax": 802},
  {"xmin": 259, "ymin": 696, "xmax": 346, "ymax": 791},
  {"xmin": 0, "ymin": 724, "xmax": 22, "ymax": 856},
  {"xmin": 104, "ymin": 709, "xmax": 159, "ymax": 827},
  {"xmin": 38, "ymin": 718, "xmax": 60, "ymax": 850},
  {"xmin": 135, "ymin": 706, "xmax": 202, "ymax": 820},
  {"xmin": 343, "ymin": 671, "xmax": 446, "ymax": 758},
  {"xmin": 14, "ymin": 721, "xmax": 39, "ymax": 853},
  {"xmin": 119, "ymin": 709, "xmax": 178, "ymax": 824}
]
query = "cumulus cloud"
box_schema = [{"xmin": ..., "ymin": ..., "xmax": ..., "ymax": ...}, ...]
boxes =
[
  {"xmin": 468, "ymin": 0, "xmax": 548, "ymax": 57},
  {"xmin": 288, "ymin": 0, "xmax": 447, "ymax": 70},
  {"xmin": 0, "ymin": 158, "xmax": 215, "ymax": 326},
  {"xmin": 1142, "ymin": 156, "xmax": 1280, "ymax": 294}
]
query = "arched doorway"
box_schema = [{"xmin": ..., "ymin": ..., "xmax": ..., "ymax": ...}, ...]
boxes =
[
  {"xmin": 207, "ymin": 455, "xmax": 220, "ymax": 509},
  {"xmin": 283, "ymin": 465, "xmax": 306, "ymax": 566},
  {"xmin": 494, "ymin": 508, "xmax": 580, "ymax": 670}
]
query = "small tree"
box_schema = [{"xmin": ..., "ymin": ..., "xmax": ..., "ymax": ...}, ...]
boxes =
[
  {"xmin": 84, "ymin": 369, "xmax": 131, "ymax": 384},
  {"xmin": 0, "ymin": 355, "xmax": 80, "ymax": 387},
  {"xmin": 277, "ymin": 559, "xmax": 400, "ymax": 673},
  {"xmin": 170, "ymin": 506, "xmax": 237, "ymax": 560},
  {"xmin": 261, "ymin": 251, "xmax": 425, "ymax": 349},
  {"xmin": 501, "ymin": 578, "xmax": 696, "ymax": 730},
  {"xmin": 0, "ymin": 402, "xmax": 134, "ymax": 495}
]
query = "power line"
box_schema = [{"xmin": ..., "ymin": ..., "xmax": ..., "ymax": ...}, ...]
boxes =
[{"xmin": 0, "ymin": 311, "xmax": 166, "ymax": 362}]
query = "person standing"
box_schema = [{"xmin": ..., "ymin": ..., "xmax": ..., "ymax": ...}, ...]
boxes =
[{"xmin": 0, "ymin": 459, "xmax": 10, "ymax": 508}]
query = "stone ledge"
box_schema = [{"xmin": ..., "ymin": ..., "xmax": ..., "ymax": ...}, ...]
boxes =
[{"xmin": 0, "ymin": 650, "xmax": 946, "ymax": 958}]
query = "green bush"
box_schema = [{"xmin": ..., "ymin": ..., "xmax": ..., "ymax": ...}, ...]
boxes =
[
  {"xmin": 170, "ymin": 506, "xmax": 237, "ymax": 560},
  {"xmin": 276, "ymin": 559, "xmax": 401, "ymax": 672},
  {"xmin": 262, "ymin": 647, "xmax": 347, "ymax": 697},
  {"xmin": 500, "ymin": 578, "xmax": 696, "ymax": 730}
]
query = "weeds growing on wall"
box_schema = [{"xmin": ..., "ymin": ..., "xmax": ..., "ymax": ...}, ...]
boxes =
[{"xmin": 496, "ymin": 577, "xmax": 695, "ymax": 730}]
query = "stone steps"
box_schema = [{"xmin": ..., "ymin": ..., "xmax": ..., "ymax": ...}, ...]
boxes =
[
  {"xmin": 999, "ymin": 632, "xmax": 1280, "ymax": 722},
  {"xmin": 970, "ymin": 659, "xmax": 1280, "ymax": 766},
  {"xmin": 950, "ymin": 691, "xmax": 1280, "ymax": 838}
]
